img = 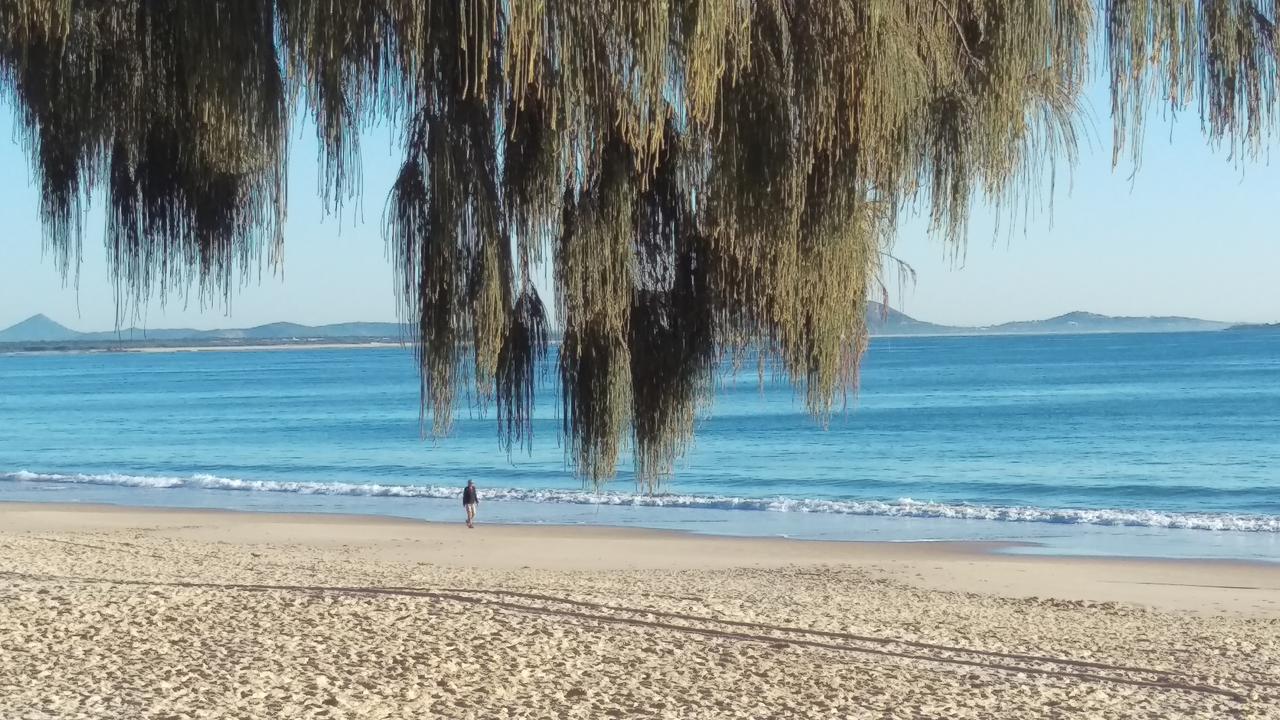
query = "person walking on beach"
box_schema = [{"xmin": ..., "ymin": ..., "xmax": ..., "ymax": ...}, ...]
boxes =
[{"xmin": 462, "ymin": 480, "xmax": 479, "ymax": 528}]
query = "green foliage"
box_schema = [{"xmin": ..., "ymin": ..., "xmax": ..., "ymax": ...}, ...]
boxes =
[{"xmin": 3, "ymin": 0, "xmax": 1278, "ymax": 488}]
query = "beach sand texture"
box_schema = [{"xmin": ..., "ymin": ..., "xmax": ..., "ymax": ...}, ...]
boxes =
[{"xmin": 0, "ymin": 504, "xmax": 1277, "ymax": 719}]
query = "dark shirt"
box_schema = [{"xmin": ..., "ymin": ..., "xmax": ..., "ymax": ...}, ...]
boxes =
[{"xmin": 462, "ymin": 485, "xmax": 479, "ymax": 505}]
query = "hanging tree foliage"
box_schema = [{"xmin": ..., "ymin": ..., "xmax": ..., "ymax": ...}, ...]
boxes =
[{"xmin": 2, "ymin": 0, "xmax": 1278, "ymax": 488}]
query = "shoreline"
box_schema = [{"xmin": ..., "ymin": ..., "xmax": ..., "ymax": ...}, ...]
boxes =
[
  {"xmin": 5, "ymin": 497, "xmax": 1279, "ymax": 567},
  {"xmin": 1, "ymin": 498, "xmax": 1035, "ymax": 554},
  {"xmin": 3, "ymin": 476, "xmax": 1278, "ymax": 562}
]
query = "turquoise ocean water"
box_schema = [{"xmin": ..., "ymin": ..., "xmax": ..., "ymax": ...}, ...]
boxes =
[{"xmin": 3, "ymin": 331, "xmax": 1279, "ymax": 561}]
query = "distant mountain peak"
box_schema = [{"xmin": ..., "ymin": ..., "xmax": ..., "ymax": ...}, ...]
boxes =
[
  {"xmin": 16, "ymin": 313, "xmax": 56, "ymax": 325},
  {"xmin": 0, "ymin": 314, "xmax": 80, "ymax": 342}
]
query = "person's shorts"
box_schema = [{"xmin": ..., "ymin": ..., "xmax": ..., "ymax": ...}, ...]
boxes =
[{"xmin": 464, "ymin": 503, "xmax": 477, "ymax": 510}]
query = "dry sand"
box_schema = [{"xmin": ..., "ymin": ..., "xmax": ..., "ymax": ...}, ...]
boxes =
[{"xmin": 0, "ymin": 502, "xmax": 1277, "ymax": 719}]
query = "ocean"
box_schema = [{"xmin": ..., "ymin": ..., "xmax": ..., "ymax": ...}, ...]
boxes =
[{"xmin": 3, "ymin": 331, "xmax": 1279, "ymax": 561}]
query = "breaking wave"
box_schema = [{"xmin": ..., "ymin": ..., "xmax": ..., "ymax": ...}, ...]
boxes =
[{"xmin": 4, "ymin": 469, "xmax": 1278, "ymax": 533}]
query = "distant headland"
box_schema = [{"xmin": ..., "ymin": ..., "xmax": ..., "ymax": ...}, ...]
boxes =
[{"xmin": 1224, "ymin": 322, "xmax": 1280, "ymax": 332}]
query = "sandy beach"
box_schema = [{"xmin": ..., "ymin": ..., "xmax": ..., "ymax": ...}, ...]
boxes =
[{"xmin": 0, "ymin": 503, "xmax": 1277, "ymax": 719}]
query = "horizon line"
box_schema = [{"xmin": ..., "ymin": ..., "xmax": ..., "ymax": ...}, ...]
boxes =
[{"xmin": 3, "ymin": 305, "xmax": 1265, "ymax": 337}]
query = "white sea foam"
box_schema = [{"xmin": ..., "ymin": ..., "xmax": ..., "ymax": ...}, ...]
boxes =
[{"xmin": 3, "ymin": 469, "xmax": 1278, "ymax": 533}]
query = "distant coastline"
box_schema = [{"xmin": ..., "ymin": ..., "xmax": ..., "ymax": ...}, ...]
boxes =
[
  {"xmin": 0, "ymin": 340, "xmax": 405, "ymax": 357},
  {"xmin": 1225, "ymin": 322, "xmax": 1280, "ymax": 332},
  {"xmin": 0, "ymin": 304, "xmax": 1254, "ymax": 355}
]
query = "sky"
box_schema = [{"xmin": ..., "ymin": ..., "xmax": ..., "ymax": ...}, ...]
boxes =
[{"xmin": 2, "ymin": 81, "xmax": 1278, "ymax": 332}]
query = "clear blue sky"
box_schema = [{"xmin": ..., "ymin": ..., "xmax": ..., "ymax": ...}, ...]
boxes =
[{"xmin": 2, "ymin": 81, "xmax": 1278, "ymax": 332}]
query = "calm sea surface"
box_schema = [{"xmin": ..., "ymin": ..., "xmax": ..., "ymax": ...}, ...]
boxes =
[{"xmin": 3, "ymin": 331, "xmax": 1279, "ymax": 561}]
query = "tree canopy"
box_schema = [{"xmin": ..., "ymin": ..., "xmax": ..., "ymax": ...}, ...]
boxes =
[{"xmin": 2, "ymin": 0, "xmax": 1277, "ymax": 488}]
